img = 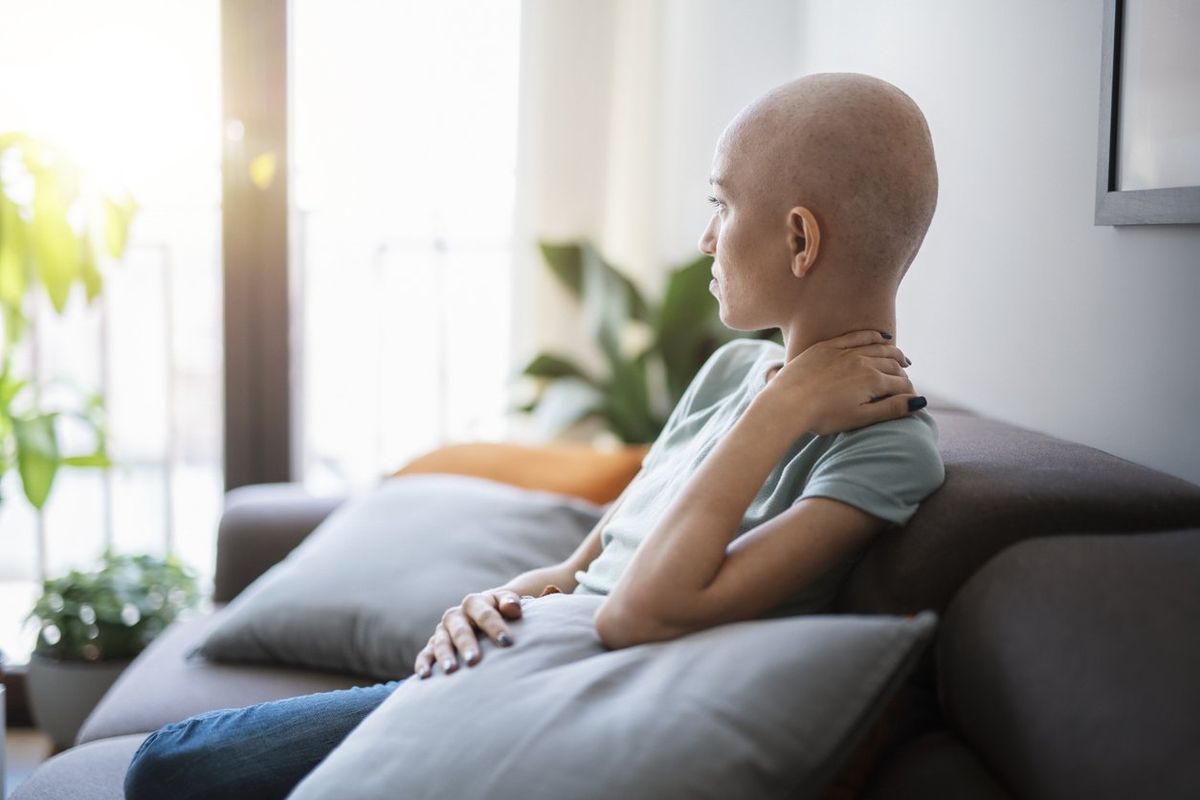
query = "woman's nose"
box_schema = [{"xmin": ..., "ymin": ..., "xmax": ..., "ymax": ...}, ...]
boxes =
[{"xmin": 698, "ymin": 216, "xmax": 717, "ymax": 255}]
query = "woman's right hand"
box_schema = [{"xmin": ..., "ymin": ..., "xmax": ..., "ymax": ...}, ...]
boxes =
[{"xmin": 413, "ymin": 588, "xmax": 525, "ymax": 679}]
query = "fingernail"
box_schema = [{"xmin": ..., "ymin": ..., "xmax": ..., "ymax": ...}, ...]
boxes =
[
  {"xmin": 443, "ymin": 659, "xmax": 455, "ymax": 671},
  {"xmin": 907, "ymin": 396, "xmax": 927, "ymax": 412},
  {"xmin": 419, "ymin": 667, "xmax": 430, "ymax": 678},
  {"xmin": 905, "ymin": 357, "xmax": 913, "ymax": 366},
  {"xmin": 498, "ymin": 632, "xmax": 513, "ymax": 647},
  {"xmin": 880, "ymin": 331, "xmax": 893, "ymax": 339},
  {"xmin": 464, "ymin": 649, "xmax": 477, "ymax": 663}
]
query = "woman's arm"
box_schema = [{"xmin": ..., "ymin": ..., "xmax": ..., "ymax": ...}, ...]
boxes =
[
  {"xmin": 494, "ymin": 477, "xmax": 635, "ymax": 596},
  {"xmin": 594, "ymin": 331, "xmax": 916, "ymax": 648},
  {"xmin": 414, "ymin": 474, "xmax": 637, "ymax": 677}
]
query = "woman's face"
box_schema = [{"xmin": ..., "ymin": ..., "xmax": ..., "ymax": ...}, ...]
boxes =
[{"xmin": 698, "ymin": 141, "xmax": 791, "ymax": 331}]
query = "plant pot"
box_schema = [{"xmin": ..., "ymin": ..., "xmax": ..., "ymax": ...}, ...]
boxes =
[{"xmin": 26, "ymin": 652, "xmax": 133, "ymax": 750}]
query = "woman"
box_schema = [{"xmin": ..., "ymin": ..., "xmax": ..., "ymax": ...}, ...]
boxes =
[{"xmin": 124, "ymin": 71, "xmax": 944, "ymax": 800}]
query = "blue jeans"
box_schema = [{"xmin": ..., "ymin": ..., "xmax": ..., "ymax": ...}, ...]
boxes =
[{"xmin": 123, "ymin": 677, "xmax": 409, "ymax": 800}]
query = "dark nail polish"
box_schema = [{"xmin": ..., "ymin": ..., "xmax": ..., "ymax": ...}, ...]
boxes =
[
  {"xmin": 881, "ymin": 331, "xmax": 893, "ymax": 339},
  {"xmin": 464, "ymin": 649, "xmax": 477, "ymax": 664},
  {"xmin": 907, "ymin": 396, "xmax": 927, "ymax": 412},
  {"xmin": 498, "ymin": 632, "xmax": 513, "ymax": 647},
  {"xmin": 905, "ymin": 357, "xmax": 913, "ymax": 366}
]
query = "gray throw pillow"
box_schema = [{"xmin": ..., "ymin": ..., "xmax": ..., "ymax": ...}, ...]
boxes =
[
  {"xmin": 190, "ymin": 474, "xmax": 605, "ymax": 680},
  {"xmin": 287, "ymin": 592, "xmax": 938, "ymax": 800}
]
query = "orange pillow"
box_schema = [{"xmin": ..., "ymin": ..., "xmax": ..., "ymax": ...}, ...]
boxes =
[{"xmin": 387, "ymin": 441, "xmax": 651, "ymax": 505}]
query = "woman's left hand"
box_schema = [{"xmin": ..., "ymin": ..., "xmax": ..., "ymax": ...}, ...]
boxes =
[{"xmin": 756, "ymin": 329, "xmax": 923, "ymax": 437}]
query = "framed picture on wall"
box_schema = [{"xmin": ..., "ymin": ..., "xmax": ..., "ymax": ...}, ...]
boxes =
[{"xmin": 1095, "ymin": 0, "xmax": 1200, "ymax": 225}]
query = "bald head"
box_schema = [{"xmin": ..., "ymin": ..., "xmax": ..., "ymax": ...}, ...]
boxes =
[{"xmin": 717, "ymin": 73, "xmax": 938, "ymax": 289}]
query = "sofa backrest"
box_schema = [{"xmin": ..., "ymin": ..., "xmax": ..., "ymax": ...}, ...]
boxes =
[
  {"xmin": 835, "ymin": 404, "xmax": 1200, "ymax": 617},
  {"xmin": 936, "ymin": 529, "xmax": 1200, "ymax": 799}
]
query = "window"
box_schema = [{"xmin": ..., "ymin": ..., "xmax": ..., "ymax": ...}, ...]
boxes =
[
  {"xmin": 0, "ymin": 0, "xmax": 223, "ymax": 662},
  {"xmin": 292, "ymin": 0, "xmax": 521, "ymax": 491}
]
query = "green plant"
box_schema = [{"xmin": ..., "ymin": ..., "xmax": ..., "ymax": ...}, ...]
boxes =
[
  {"xmin": 0, "ymin": 132, "xmax": 137, "ymax": 509},
  {"xmin": 23, "ymin": 550, "xmax": 201, "ymax": 662},
  {"xmin": 515, "ymin": 240, "xmax": 780, "ymax": 443}
]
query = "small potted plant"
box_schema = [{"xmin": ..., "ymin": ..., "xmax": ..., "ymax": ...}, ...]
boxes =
[{"xmin": 22, "ymin": 549, "xmax": 202, "ymax": 750}]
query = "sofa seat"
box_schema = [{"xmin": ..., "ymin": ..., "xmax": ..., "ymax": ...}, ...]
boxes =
[
  {"xmin": 75, "ymin": 602, "xmax": 377, "ymax": 746},
  {"xmin": 10, "ymin": 734, "xmax": 147, "ymax": 800}
]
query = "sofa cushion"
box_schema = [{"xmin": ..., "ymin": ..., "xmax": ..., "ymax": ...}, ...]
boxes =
[
  {"xmin": 288, "ymin": 592, "xmax": 938, "ymax": 800},
  {"xmin": 861, "ymin": 730, "xmax": 1011, "ymax": 800},
  {"xmin": 192, "ymin": 474, "xmax": 604, "ymax": 680},
  {"xmin": 75, "ymin": 606, "xmax": 372, "ymax": 745},
  {"xmin": 837, "ymin": 410, "xmax": 1200, "ymax": 616},
  {"xmin": 390, "ymin": 440, "xmax": 650, "ymax": 504},
  {"xmin": 937, "ymin": 529, "xmax": 1200, "ymax": 800},
  {"xmin": 214, "ymin": 482, "xmax": 349, "ymax": 602},
  {"xmin": 10, "ymin": 733, "xmax": 148, "ymax": 800}
]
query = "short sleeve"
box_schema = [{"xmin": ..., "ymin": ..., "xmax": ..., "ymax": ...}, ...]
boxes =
[
  {"xmin": 641, "ymin": 340, "xmax": 748, "ymax": 469},
  {"xmin": 795, "ymin": 413, "xmax": 946, "ymax": 528}
]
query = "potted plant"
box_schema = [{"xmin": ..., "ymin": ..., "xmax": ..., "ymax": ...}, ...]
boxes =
[
  {"xmin": 514, "ymin": 240, "xmax": 780, "ymax": 443},
  {"xmin": 22, "ymin": 550, "xmax": 202, "ymax": 750}
]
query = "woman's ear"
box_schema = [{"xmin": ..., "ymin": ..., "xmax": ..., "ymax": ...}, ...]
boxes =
[{"xmin": 786, "ymin": 206, "xmax": 821, "ymax": 278}]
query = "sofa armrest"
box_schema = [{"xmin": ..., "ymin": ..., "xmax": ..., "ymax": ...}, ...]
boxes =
[{"xmin": 213, "ymin": 482, "xmax": 349, "ymax": 603}]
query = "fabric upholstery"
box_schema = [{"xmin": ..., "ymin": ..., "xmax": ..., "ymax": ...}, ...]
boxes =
[
  {"xmin": 213, "ymin": 483, "xmax": 349, "ymax": 603},
  {"xmin": 390, "ymin": 440, "xmax": 650, "ymax": 505},
  {"xmin": 861, "ymin": 730, "xmax": 1012, "ymax": 800},
  {"xmin": 10, "ymin": 734, "xmax": 148, "ymax": 800},
  {"xmin": 193, "ymin": 474, "xmax": 604, "ymax": 680},
  {"xmin": 837, "ymin": 410, "xmax": 1200, "ymax": 617},
  {"xmin": 937, "ymin": 529, "xmax": 1200, "ymax": 800},
  {"xmin": 289, "ymin": 592, "xmax": 937, "ymax": 800},
  {"xmin": 76, "ymin": 605, "xmax": 372, "ymax": 745}
]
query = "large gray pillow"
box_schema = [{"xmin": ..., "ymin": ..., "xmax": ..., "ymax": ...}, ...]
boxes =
[
  {"xmin": 190, "ymin": 474, "xmax": 605, "ymax": 680},
  {"xmin": 287, "ymin": 592, "xmax": 938, "ymax": 800}
]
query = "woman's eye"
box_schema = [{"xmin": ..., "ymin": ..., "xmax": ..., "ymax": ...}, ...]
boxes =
[{"xmin": 706, "ymin": 194, "xmax": 723, "ymax": 210}]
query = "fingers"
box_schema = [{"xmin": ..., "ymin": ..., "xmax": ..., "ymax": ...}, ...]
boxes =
[
  {"xmin": 429, "ymin": 621, "xmax": 458, "ymax": 675},
  {"xmin": 833, "ymin": 329, "xmax": 893, "ymax": 348},
  {"xmin": 863, "ymin": 391, "xmax": 926, "ymax": 424},
  {"xmin": 443, "ymin": 603, "xmax": 481, "ymax": 667},
  {"xmin": 878, "ymin": 373, "xmax": 915, "ymax": 397},
  {"xmin": 414, "ymin": 591, "xmax": 523, "ymax": 680},
  {"xmin": 493, "ymin": 590, "xmax": 524, "ymax": 619},
  {"xmin": 853, "ymin": 343, "xmax": 910, "ymax": 367},
  {"xmin": 414, "ymin": 644, "xmax": 434, "ymax": 678},
  {"xmin": 868, "ymin": 356, "xmax": 908, "ymax": 377},
  {"xmin": 465, "ymin": 592, "xmax": 518, "ymax": 649}
]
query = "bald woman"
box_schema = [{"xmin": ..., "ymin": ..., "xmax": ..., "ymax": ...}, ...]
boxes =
[{"xmin": 124, "ymin": 73, "xmax": 946, "ymax": 800}]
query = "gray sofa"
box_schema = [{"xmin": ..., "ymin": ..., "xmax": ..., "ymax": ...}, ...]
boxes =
[{"xmin": 12, "ymin": 394, "xmax": 1200, "ymax": 799}]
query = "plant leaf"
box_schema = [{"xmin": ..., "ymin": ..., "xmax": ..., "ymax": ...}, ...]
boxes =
[
  {"xmin": 527, "ymin": 377, "xmax": 604, "ymax": 439},
  {"xmin": 0, "ymin": 191, "xmax": 30, "ymax": 308},
  {"xmin": 28, "ymin": 157, "xmax": 79, "ymax": 315},
  {"xmin": 102, "ymin": 193, "xmax": 137, "ymax": 259},
  {"xmin": 62, "ymin": 452, "xmax": 112, "ymax": 468},
  {"xmin": 520, "ymin": 353, "xmax": 598, "ymax": 386},
  {"xmin": 538, "ymin": 241, "xmax": 584, "ymax": 299},
  {"xmin": 539, "ymin": 239, "xmax": 652, "ymax": 323},
  {"xmin": 12, "ymin": 412, "xmax": 60, "ymax": 508}
]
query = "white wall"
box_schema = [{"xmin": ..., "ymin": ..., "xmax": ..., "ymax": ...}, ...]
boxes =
[{"xmin": 796, "ymin": 0, "xmax": 1200, "ymax": 486}]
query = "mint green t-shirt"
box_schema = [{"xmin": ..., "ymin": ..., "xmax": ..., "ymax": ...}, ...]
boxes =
[{"xmin": 571, "ymin": 337, "xmax": 945, "ymax": 618}]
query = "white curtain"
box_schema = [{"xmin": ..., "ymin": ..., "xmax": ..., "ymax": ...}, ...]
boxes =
[{"xmin": 508, "ymin": 0, "xmax": 803, "ymax": 395}]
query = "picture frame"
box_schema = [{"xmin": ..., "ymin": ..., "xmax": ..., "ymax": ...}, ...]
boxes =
[{"xmin": 1095, "ymin": 0, "xmax": 1200, "ymax": 225}]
